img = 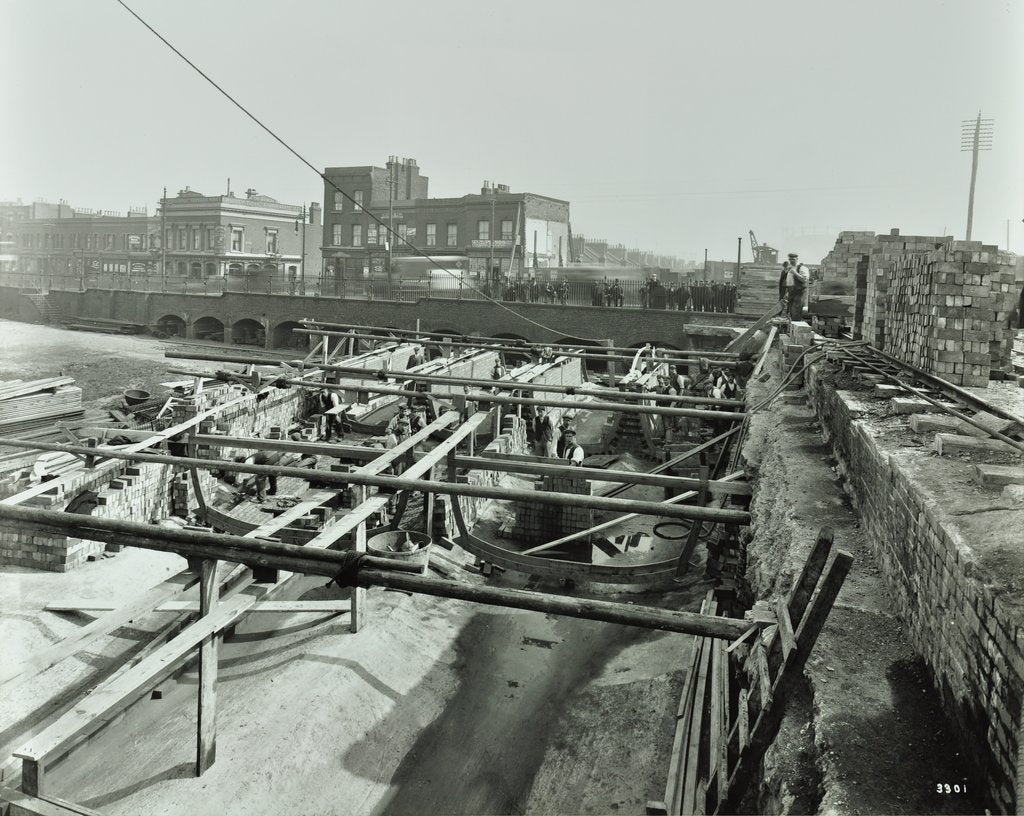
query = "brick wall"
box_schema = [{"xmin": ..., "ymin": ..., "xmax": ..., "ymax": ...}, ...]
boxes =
[
  {"xmin": 884, "ymin": 245, "xmax": 1021, "ymax": 385},
  {"xmin": 805, "ymin": 363, "xmax": 1023, "ymax": 812},
  {"xmin": 0, "ymin": 383, "xmax": 307, "ymax": 571}
]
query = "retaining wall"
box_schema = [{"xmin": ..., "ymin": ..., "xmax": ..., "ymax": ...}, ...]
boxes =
[{"xmin": 804, "ymin": 361, "xmax": 1024, "ymax": 812}]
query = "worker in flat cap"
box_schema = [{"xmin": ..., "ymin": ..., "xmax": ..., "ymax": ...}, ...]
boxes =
[{"xmin": 782, "ymin": 252, "xmax": 809, "ymax": 322}]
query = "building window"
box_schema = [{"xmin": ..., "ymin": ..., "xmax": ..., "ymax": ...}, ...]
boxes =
[
  {"xmin": 206, "ymin": 228, "xmax": 215, "ymax": 249},
  {"xmin": 478, "ymin": 220, "xmax": 490, "ymax": 241},
  {"xmin": 165, "ymin": 229, "xmax": 172, "ymax": 250},
  {"xmin": 397, "ymin": 223, "xmax": 408, "ymax": 241},
  {"xmin": 43, "ymin": 233, "xmax": 51, "ymax": 249},
  {"xmin": 191, "ymin": 228, "xmax": 200, "ymax": 250},
  {"xmin": 501, "ymin": 219, "xmax": 513, "ymax": 240},
  {"xmin": 352, "ymin": 224, "xmax": 363, "ymax": 247},
  {"xmin": 127, "ymin": 234, "xmax": 143, "ymax": 252},
  {"xmin": 334, "ymin": 192, "xmax": 344, "ymax": 211},
  {"xmin": 353, "ymin": 191, "xmax": 364, "ymax": 210},
  {"xmin": 332, "ymin": 224, "xmax": 343, "ymax": 246},
  {"xmin": 426, "ymin": 223, "xmax": 436, "ymax": 247},
  {"xmin": 176, "ymin": 228, "xmax": 185, "ymax": 250},
  {"xmin": 105, "ymin": 234, "xmax": 114, "ymax": 250},
  {"xmin": 231, "ymin": 227, "xmax": 244, "ymax": 252},
  {"xmin": 367, "ymin": 223, "xmax": 378, "ymax": 245},
  {"xmin": 266, "ymin": 229, "xmax": 278, "ymax": 253},
  {"xmin": 447, "ymin": 223, "xmax": 457, "ymax": 247}
]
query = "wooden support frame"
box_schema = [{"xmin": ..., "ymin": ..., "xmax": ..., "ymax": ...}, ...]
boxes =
[
  {"xmin": 195, "ymin": 559, "xmax": 219, "ymax": 775},
  {"xmin": 653, "ymin": 526, "xmax": 854, "ymax": 815}
]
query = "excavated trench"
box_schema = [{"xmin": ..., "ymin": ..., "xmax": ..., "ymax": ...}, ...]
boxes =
[{"xmin": 737, "ymin": 350, "xmax": 985, "ymax": 815}]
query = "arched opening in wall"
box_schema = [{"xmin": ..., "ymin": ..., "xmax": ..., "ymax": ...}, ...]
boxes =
[
  {"xmin": 175, "ymin": 261, "xmax": 186, "ymax": 276},
  {"xmin": 493, "ymin": 333, "xmax": 533, "ymax": 367},
  {"xmin": 205, "ymin": 262, "xmax": 217, "ymax": 277},
  {"xmin": 227, "ymin": 263, "xmax": 243, "ymax": 276},
  {"xmin": 555, "ymin": 336, "xmax": 609, "ymax": 375},
  {"xmin": 155, "ymin": 314, "xmax": 186, "ymax": 338},
  {"xmin": 232, "ymin": 318, "xmax": 265, "ymax": 347},
  {"xmin": 193, "ymin": 316, "xmax": 225, "ymax": 342},
  {"xmin": 190, "ymin": 262, "xmax": 203, "ymax": 279},
  {"xmin": 425, "ymin": 328, "xmax": 461, "ymax": 360},
  {"xmin": 272, "ymin": 320, "xmax": 307, "ymax": 350}
]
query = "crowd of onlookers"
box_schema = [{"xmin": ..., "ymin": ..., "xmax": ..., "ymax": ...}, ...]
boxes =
[{"xmin": 485, "ymin": 276, "xmax": 738, "ymax": 312}]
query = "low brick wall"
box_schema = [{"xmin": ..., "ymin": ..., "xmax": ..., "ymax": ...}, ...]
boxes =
[
  {"xmin": 0, "ymin": 383, "xmax": 306, "ymax": 571},
  {"xmin": 805, "ymin": 362, "xmax": 1023, "ymax": 812}
]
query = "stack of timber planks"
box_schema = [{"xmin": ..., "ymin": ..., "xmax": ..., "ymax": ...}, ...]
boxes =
[{"xmin": 0, "ymin": 377, "xmax": 84, "ymax": 435}]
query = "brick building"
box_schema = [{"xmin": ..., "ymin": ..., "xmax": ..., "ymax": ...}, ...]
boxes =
[
  {"xmin": 0, "ymin": 189, "xmax": 322, "ymax": 288},
  {"xmin": 321, "ymin": 157, "xmax": 571, "ymax": 286}
]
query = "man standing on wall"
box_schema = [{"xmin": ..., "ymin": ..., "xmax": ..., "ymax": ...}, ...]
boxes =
[{"xmin": 783, "ymin": 252, "xmax": 809, "ymax": 322}]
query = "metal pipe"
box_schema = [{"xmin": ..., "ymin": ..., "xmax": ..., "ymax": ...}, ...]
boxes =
[
  {"xmin": 297, "ymin": 320, "xmax": 740, "ymax": 357},
  {"xmin": 291, "ymin": 328, "xmax": 740, "ymax": 368},
  {"xmin": 0, "ymin": 437, "xmax": 751, "ymax": 524},
  {"xmin": 0, "ymin": 504, "xmax": 752, "ymax": 640}
]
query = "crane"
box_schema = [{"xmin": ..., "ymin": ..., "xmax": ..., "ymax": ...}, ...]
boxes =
[{"xmin": 748, "ymin": 230, "xmax": 778, "ymax": 264}]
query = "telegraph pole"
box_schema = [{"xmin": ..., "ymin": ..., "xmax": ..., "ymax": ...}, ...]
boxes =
[
  {"xmin": 385, "ymin": 158, "xmax": 397, "ymax": 283},
  {"xmin": 961, "ymin": 112, "xmax": 994, "ymax": 241},
  {"xmin": 160, "ymin": 186, "xmax": 167, "ymax": 283}
]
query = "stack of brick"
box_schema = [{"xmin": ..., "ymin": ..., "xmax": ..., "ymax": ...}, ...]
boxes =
[
  {"xmin": 735, "ymin": 263, "xmax": 787, "ymax": 318},
  {"xmin": 814, "ymin": 231, "xmax": 875, "ymax": 337},
  {"xmin": 511, "ymin": 473, "xmax": 592, "ymax": 545},
  {"xmin": 778, "ymin": 321, "xmax": 813, "ymax": 389},
  {"xmin": 858, "ymin": 230, "xmax": 953, "ymax": 347},
  {"xmin": 884, "ymin": 243, "xmax": 1021, "ymax": 386}
]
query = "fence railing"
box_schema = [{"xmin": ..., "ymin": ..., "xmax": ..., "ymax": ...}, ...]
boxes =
[{"xmin": 0, "ymin": 272, "xmax": 740, "ymax": 313}]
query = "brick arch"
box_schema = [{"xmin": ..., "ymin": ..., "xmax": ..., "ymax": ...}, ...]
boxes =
[
  {"xmin": 231, "ymin": 318, "xmax": 264, "ymax": 346},
  {"xmin": 193, "ymin": 316, "xmax": 224, "ymax": 341},
  {"xmin": 155, "ymin": 314, "xmax": 186, "ymax": 338},
  {"xmin": 271, "ymin": 320, "xmax": 307, "ymax": 350}
]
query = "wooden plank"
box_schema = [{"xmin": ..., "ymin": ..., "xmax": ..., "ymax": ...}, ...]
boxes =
[
  {"xmin": 246, "ymin": 491, "xmax": 336, "ymax": 540},
  {"xmin": 43, "ymin": 600, "xmax": 352, "ymax": 614},
  {"xmin": 749, "ymin": 324, "xmax": 778, "ymax": 380},
  {"xmin": 934, "ymin": 432, "xmax": 1016, "ymax": 457},
  {"xmin": 350, "ymin": 516, "xmax": 366, "ymax": 634},
  {"xmin": 675, "ymin": 466, "xmax": 709, "ymax": 578},
  {"xmin": 14, "ymin": 593, "xmax": 257, "ymax": 769},
  {"xmin": 679, "ymin": 627, "xmax": 714, "ymax": 816},
  {"xmin": 0, "ymin": 571, "xmax": 199, "ymax": 687},
  {"xmin": 754, "ymin": 640, "xmax": 773, "ymax": 708},
  {"xmin": 195, "ymin": 559, "xmax": 219, "ymax": 776},
  {"xmin": 737, "ymin": 688, "xmax": 749, "ymax": 751},
  {"xmin": 785, "ymin": 527, "xmax": 833, "ymax": 627},
  {"xmin": 774, "ymin": 597, "xmax": 797, "ymax": 659},
  {"xmin": 0, "ymin": 786, "xmax": 104, "ymax": 816}
]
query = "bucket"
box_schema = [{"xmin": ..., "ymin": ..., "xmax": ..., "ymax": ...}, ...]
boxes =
[
  {"xmin": 123, "ymin": 388, "xmax": 151, "ymax": 406},
  {"xmin": 366, "ymin": 529, "xmax": 431, "ymax": 573}
]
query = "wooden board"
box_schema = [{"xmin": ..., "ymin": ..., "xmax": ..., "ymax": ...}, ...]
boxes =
[{"xmin": 43, "ymin": 600, "xmax": 351, "ymax": 614}]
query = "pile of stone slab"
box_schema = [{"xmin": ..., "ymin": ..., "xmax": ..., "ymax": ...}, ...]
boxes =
[{"xmin": 884, "ymin": 243, "xmax": 1021, "ymax": 386}]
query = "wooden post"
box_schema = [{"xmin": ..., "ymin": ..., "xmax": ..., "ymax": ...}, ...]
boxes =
[
  {"xmin": 351, "ymin": 488, "xmax": 367, "ymax": 633},
  {"xmin": 424, "ymin": 465, "xmax": 436, "ymax": 539},
  {"xmin": 675, "ymin": 465, "xmax": 709, "ymax": 577},
  {"xmin": 196, "ymin": 558, "xmax": 219, "ymax": 775}
]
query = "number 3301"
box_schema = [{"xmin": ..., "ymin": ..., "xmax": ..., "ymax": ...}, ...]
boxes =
[{"xmin": 936, "ymin": 783, "xmax": 966, "ymax": 794}]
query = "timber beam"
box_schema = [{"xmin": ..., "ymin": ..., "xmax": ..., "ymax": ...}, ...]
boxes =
[{"xmin": 0, "ymin": 436, "xmax": 752, "ymax": 525}]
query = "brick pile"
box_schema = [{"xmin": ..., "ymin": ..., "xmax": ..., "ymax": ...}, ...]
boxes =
[
  {"xmin": 884, "ymin": 243, "xmax": 1021, "ymax": 386},
  {"xmin": 858, "ymin": 231, "xmax": 952, "ymax": 347},
  {"xmin": 813, "ymin": 231, "xmax": 875, "ymax": 336},
  {"xmin": 805, "ymin": 362, "xmax": 1024, "ymax": 812},
  {"xmin": 511, "ymin": 473, "xmax": 592, "ymax": 545}
]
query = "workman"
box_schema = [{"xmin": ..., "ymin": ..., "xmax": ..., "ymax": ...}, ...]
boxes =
[
  {"xmin": 782, "ymin": 253, "xmax": 809, "ymax": 321},
  {"xmin": 228, "ymin": 451, "xmax": 281, "ymax": 502},
  {"xmin": 314, "ymin": 387, "xmax": 345, "ymax": 441},
  {"xmin": 561, "ymin": 429, "xmax": 585, "ymax": 466},
  {"xmin": 386, "ymin": 404, "xmax": 413, "ymax": 442},
  {"xmin": 407, "ymin": 345, "xmax": 425, "ymax": 369},
  {"xmin": 555, "ymin": 417, "xmax": 574, "ymax": 458},
  {"xmin": 492, "ymin": 359, "xmax": 507, "ymax": 380},
  {"xmin": 534, "ymin": 406, "xmax": 557, "ymax": 458}
]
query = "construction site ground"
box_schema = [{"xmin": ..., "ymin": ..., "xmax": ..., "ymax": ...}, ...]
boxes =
[
  {"xmin": 740, "ymin": 353, "xmax": 984, "ymax": 815},
  {"xmin": 0, "ymin": 319, "xmax": 711, "ymax": 814}
]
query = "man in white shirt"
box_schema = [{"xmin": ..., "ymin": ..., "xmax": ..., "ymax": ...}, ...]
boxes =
[
  {"xmin": 784, "ymin": 252, "xmax": 809, "ymax": 321},
  {"xmin": 562, "ymin": 429, "xmax": 585, "ymax": 466}
]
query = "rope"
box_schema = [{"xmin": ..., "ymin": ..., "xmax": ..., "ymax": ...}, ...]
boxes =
[
  {"xmin": 115, "ymin": 0, "xmax": 604, "ymax": 343},
  {"xmin": 327, "ymin": 551, "xmax": 367, "ymax": 589}
]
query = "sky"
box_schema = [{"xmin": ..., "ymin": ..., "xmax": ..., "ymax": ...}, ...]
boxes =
[{"xmin": 2, "ymin": 0, "xmax": 1022, "ymax": 263}]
